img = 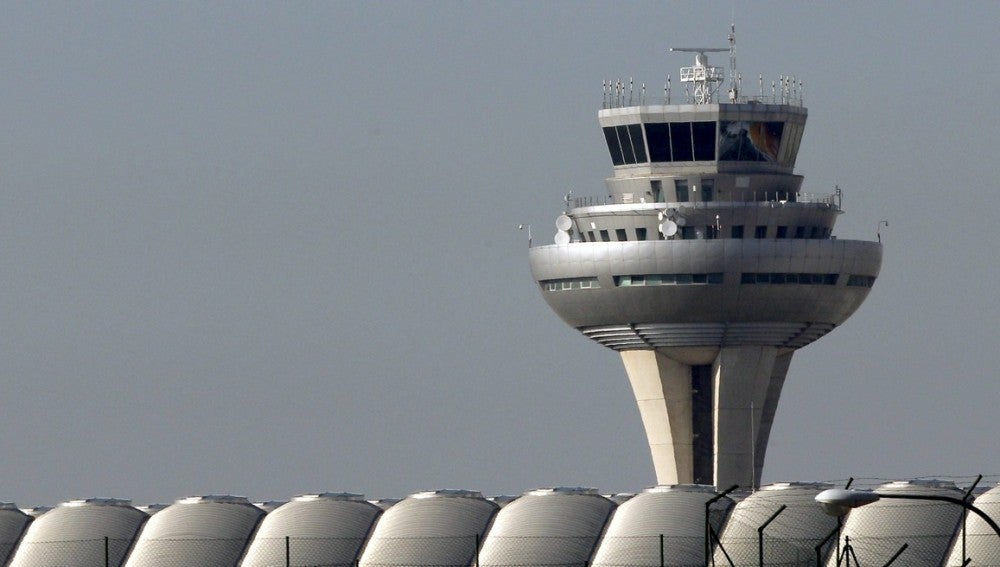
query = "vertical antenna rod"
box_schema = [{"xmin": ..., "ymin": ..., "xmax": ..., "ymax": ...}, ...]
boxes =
[{"xmin": 728, "ymin": 23, "xmax": 737, "ymax": 101}]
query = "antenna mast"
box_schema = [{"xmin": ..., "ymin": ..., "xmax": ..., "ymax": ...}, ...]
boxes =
[{"xmin": 728, "ymin": 23, "xmax": 738, "ymax": 101}]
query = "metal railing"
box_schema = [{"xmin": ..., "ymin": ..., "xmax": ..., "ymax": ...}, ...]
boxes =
[
  {"xmin": 570, "ymin": 191, "xmax": 838, "ymax": 209},
  {"xmin": 602, "ymin": 87, "xmax": 804, "ymax": 109}
]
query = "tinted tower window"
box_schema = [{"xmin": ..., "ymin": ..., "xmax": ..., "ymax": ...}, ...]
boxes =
[
  {"xmin": 669, "ymin": 122, "xmax": 693, "ymax": 161},
  {"xmin": 692, "ymin": 121, "xmax": 716, "ymax": 160},
  {"xmin": 617, "ymin": 125, "xmax": 636, "ymax": 164},
  {"xmin": 603, "ymin": 127, "xmax": 624, "ymax": 165},
  {"xmin": 644, "ymin": 123, "xmax": 671, "ymax": 162},
  {"xmin": 628, "ymin": 124, "xmax": 647, "ymax": 163}
]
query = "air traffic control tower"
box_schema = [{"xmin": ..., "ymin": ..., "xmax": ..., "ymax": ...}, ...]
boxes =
[{"xmin": 528, "ymin": 30, "xmax": 882, "ymax": 489}]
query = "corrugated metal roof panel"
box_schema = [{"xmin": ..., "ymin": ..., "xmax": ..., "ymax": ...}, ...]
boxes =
[
  {"xmin": 123, "ymin": 495, "xmax": 263, "ymax": 567},
  {"xmin": 0, "ymin": 505, "xmax": 32, "ymax": 566},
  {"xmin": 241, "ymin": 494, "xmax": 381, "ymax": 567},
  {"xmin": 478, "ymin": 487, "xmax": 615, "ymax": 567},
  {"xmin": 9, "ymin": 499, "xmax": 147, "ymax": 567},
  {"xmin": 946, "ymin": 483, "xmax": 1000, "ymax": 566},
  {"xmin": 828, "ymin": 480, "xmax": 965, "ymax": 567},
  {"xmin": 718, "ymin": 482, "xmax": 838, "ymax": 566},
  {"xmin": 593, "ymin": 484, "xmax": 732, "ymax": 567},
  {"xmin": 359, "ymin": 490, "xmax": 497, "ymax": 567}
]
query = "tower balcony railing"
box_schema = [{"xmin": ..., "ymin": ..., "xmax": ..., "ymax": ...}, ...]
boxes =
[
  {"xmin": 570, "ymin": 190, "xmax": 838, "ymax": 210},
  {"xmin": 603, "ymin": 90, "xmax": 804, "ymax": 109},
  {"xmin": 604, "ymin": 70, "xmax": 804, "ymax": 108}
]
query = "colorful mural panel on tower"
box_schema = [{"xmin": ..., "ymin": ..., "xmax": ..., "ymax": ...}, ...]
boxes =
[{"xmin": 719, "ymin": 121, "xmax": 784, "ymax": 162}]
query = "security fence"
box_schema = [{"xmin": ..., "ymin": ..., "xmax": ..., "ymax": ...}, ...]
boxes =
[
  {"xmin": 5, "ymin": 537, "xmax": 134, "ymax": 566},
  {"xmin": 2, "ymin": 534, "xmax": 999, "ymax": 567},
  {"xmin": 244, "ymin": 536, "xmax": 369, "ymax": 566}
]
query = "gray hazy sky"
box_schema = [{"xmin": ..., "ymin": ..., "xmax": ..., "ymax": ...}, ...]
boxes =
[{"xmin": 2, "ymin": 1, "xmax": 998, "ymax": 507}]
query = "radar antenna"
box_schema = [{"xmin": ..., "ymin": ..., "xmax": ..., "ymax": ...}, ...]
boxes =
[
  {"xmin": 671, "ymin": 25, "xmax": 737, "ymax": 104},
  {"xmin": 670, "ymin": 47, "xmax": 727, "ymax": 104}
]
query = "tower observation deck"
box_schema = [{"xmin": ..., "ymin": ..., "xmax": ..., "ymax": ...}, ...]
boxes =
[{"xmin": 528, "ymin": 28, "xmax": 882, "ymax": 489}]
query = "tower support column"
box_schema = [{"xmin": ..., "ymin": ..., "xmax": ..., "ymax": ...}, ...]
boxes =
[
  {"xmin": 712, "ymin": 346, "xmax": 788, "ymax": 489},
  {"xmin": 755, "ymin": 352, "xmax": 793, "ymax": 484},
  {"xmin": 620, "ymin": 346, "xmax": 794, "ymax": 489},
  {"xmin": 620, "ymin": 350, "xmax": 694, "ymax": 485}
]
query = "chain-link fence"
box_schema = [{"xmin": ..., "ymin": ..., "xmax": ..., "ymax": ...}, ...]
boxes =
[
  {"xmin": 712, "ymin": 534, "xmax": 835, "ymax": 567},
  {"xmin": 591, "ymin": 534, "xmax": 703, "ymax": 566},
  {"xmin": 125, "ymin": 537, "xmax": 253, "ymax": 566},
  {"xmin": 1, "ymin": 533, "xmax": 999, "ymax": 566},
  {"xmin": 244, "ymin": 536, "xmax": 367, "ymax": 566},
  {"xmin": 359, "ymin": 534, "xmax": 481, "ymax": 567},
  {"xmin": 5, "ymin": 537, "xmax": 134, "ymax": 566}
]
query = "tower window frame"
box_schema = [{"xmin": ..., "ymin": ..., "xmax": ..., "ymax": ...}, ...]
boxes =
[
  {"xmin": 675, "ymin": 180, "xmax": 689, "ymax": 202},
  {"xmin": 701, "ymin": 179, "xmax": 714, "ymax": 202}
]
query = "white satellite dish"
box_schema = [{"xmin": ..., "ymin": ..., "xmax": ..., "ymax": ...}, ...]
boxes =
[
  {"xmin": 657, "ymin": 211, "xmax": 664, "ymax": 222},
  {"xmin": 554, "ymin": 231, "xmax": 571, "ymax": 245},
  {"xmin": 659, "ymin": 220, "xmax": 678, "ymax": 237},
  {"xmin": 556, "ymin": 214, "xmax": 573, "ymax": 231}
]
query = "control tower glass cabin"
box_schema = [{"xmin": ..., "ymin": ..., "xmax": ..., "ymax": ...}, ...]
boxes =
[{"xmin": 528, "ymin": 42, "xmax": 882, "ymax": 489}]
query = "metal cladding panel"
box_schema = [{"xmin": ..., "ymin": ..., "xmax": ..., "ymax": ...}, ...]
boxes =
[
  {"xmin": 592, "ymin": 485, "xmax": 732, "ymax": 567},
  {"xmin": 717, "ymin": 483, "xmax": 837, "ymax": 567},
  {"xmin": 0, "ymin": 506, "xmax": 32, "ymax": 565},
  {"xmin": 477, "ymin": 488, "xmax": 616, "ymax": 567},
  {"xmin": 359, "ymin": 492, "xmax": 498, "ymax": 567},
  {"xmin": 828, "ymin": 481, "xmax": 965, "ymax": 567},
  {"xmin": 241, "ymin": 495, "xmax": 381, "ymax": 567},
  {"xmin": 945, "ymin": 483, "xmax": 1000, "ymax": 566},
  {"xmin": 124, "ymin": 497, "xmax": 264, "ymax": 567},
  {"xmin": 529, "ymin": 239, "xmax": 882, "ymax": 333},
  {"xmin": 9, "ymin": 501, "xmax": 147, "ymax": 567}
]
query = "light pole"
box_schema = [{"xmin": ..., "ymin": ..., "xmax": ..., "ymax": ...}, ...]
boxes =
[
  {"xmin": 816, "ymin": 485, "xmax": 1000, "ymax": 566},
  {"xmin": 517, "ymin": 224, "xmax": 531, "ymax": 247},
  {"xmin": 815, "ymin": 488, "xmax": 1000, "ymax": 539},
  {"xmin": 876, "ymin": 220, "xmax": 888, "ymax": 242}
]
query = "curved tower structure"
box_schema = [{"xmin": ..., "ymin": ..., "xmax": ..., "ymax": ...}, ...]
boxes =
[{"xmin": 528, "ymin": 29, "xmax": 882, "ymax": 489}]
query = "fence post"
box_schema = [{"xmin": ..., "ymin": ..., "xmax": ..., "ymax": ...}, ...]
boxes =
[
  {"xmin": 104, "ymin": 536, "xmax": 110, "ymax": 567},
  {"xmin": 285, "ymin": 535, "xmax": 290, "ymax": 567},
  {"xmin": 474, "ymin": 533, "xmax": 480, "ymax": 567},
  {"xmin": 706, "ymin": 485, "xmax": 739, "ymax": 567},
  {"xmin": 659, "ymin": 533, "xmax": 665, "ymax": 567},
  {"xmin": 882, "ymin": 543, "xmax": 909, "ymax": 566},
  {"xmin": 961, "ymin": 474, "xmax": 983, "ymax": 566},
  {"xmin": 758, "ymin": 504, "xmax": 787, "ymax": 567}
]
